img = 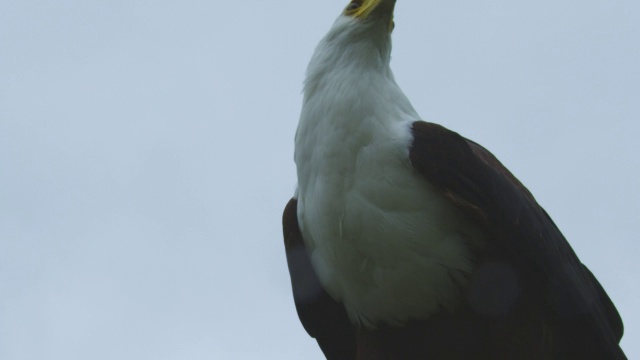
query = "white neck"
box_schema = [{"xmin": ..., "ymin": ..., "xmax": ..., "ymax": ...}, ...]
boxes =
[
  {"xmin": 303, "ymin": 16, "xmax": 394, "ymax": 104},
  {"xmin": 296, "ymin": 16, "xmax": 418, "ymax": 166}
]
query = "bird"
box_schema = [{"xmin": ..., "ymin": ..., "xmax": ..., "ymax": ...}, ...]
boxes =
[{"xmin": 282, "ymin": 0, "xmax": 626, "ymax": 359}]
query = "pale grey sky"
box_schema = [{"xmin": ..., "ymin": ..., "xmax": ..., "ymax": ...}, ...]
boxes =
[{"xmin": 1, "ymin": 0, "xmax": 638, "ymax": 359}]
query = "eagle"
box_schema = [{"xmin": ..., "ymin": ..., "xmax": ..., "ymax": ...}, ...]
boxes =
[{"xmin": 282, "ymin": 0, "xmax": 626, "ymax": 358}]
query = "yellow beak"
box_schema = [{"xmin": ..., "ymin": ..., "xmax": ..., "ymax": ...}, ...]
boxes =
[{"xmin": 352, "ymin": 0, "xmax": 395, "ymax": 20}]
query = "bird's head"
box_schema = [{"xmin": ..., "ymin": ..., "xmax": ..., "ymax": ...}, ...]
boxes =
[
  {"xmin": 304, "ymin": 0, "xmax": 397, "ymax": 92},
  {"xmin": 327, "ymin": 0, "xmax": 396, "ymax": 48},
  {"xmin": 342, "ymin": 0, "xmax": 396, "ymax": 33}
]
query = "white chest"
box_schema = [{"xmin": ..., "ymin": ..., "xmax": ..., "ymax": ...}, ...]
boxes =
[{"xmin": 294, "ymin": 85, "xmax": 484, "ymax": 326}]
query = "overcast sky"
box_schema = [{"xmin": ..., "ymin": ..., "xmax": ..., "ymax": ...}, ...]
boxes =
[{"xmin": 1, "ymin": 0, "xmax": 638, "ymax": 359}]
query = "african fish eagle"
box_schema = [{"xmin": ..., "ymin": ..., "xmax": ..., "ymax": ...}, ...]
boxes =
[{"xmin": 282, "ymin": 0, "xmax": 626, "ymax": 358}]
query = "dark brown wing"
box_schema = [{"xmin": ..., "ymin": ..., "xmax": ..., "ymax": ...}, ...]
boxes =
[
  {"xmin": 409, "ymin": 121, "xmax": 625, "ymax": 359},
  {"xmin": 282, "ymin": 198, "xmax": 356, "ymax": 359}
]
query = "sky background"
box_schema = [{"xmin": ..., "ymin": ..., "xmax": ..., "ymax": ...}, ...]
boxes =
[{"xmin": 1, "ymin": 0, "xmax": 638, "ymax": 359}]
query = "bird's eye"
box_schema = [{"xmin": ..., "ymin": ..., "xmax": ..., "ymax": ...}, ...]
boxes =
[{"xmin": 345, "ymin": 1, "xmax": 361, "ymax": 13}]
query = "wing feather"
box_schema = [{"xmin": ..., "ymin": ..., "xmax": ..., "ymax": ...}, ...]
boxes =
[
  {"xmin": 282, "ymin": 198, "xmax": 356, "ymax": 359},
  {"xmin": 409, "ymin": 121, "xmax": 625, "ymax": 359}
]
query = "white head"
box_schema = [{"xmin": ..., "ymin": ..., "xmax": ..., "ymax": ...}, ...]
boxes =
[{"xmin": 304, "ymin": 0, "xmax": 398, "ymax": 97}]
